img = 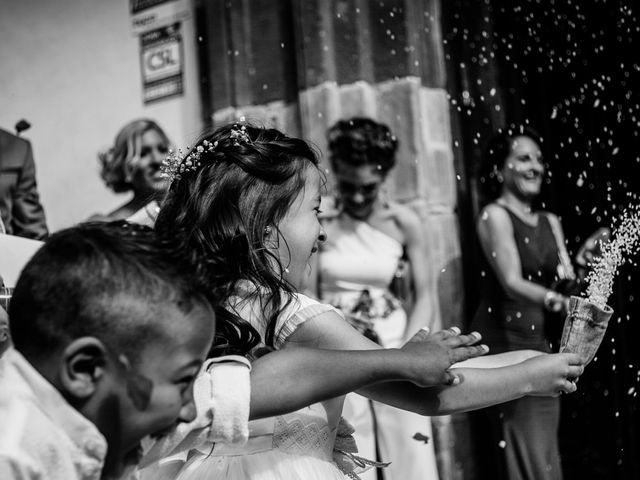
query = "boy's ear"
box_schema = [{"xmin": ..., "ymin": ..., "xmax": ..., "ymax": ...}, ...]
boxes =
[{"xmin": 60, "ymin": 337, "xmax": 109, "ymax": 400}]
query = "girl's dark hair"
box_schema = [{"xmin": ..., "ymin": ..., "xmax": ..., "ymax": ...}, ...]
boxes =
[
  {"xmin": 155, "ymin": 123, "xmax": 319, "ymax": 356},
  {"xmin": 476, "ymin": 124, "xmax": 543, "ymax": 205},
  {"xmin": 327, "ymin": 117, "xmax": 398, "ymax": 175}
]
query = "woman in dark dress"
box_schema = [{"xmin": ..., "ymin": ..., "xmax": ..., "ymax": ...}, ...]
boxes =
[{"xmin": 471, "ymin": 125, "xmax": 607, "ymax": 480}]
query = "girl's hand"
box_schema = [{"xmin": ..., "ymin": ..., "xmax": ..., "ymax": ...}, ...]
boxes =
[
  {"xmin": 400, "ymin": 327, "xmax": 488, "ymax": 387},
  {"xmin": 519, "ymin": 353, "xmax": 584, "ymax": 396}
]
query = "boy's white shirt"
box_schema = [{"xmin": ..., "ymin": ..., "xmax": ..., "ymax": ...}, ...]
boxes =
[
  {"xmin": 0, "ymin": 348, "xmax": 107, "ymax": 480},
  {"xmin": 137, "ymin": 355, "xmax": 251, "ymax": 470}
]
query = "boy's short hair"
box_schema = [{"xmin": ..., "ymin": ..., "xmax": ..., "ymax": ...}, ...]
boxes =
[{"xmin": 9, "ymin": 221, "xmax": 214, "ymax": 364}]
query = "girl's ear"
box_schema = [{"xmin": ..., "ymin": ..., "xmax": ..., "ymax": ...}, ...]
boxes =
[{"xmin": 59, "ymin": 337, "xmax": 108, "ymax": 400}]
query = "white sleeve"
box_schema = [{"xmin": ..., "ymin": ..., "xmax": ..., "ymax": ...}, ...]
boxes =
[
  {"xmin": 0, "ymin": 454, "xmax": 40, "ymax": 480},
  {"xmin": 204, "ymin": 355, "xmax": 252, "ymax": 444},
  {"xmin": 274, "ymin": 294, "xmax": 343, "ymax": 349},
  {"xmin": 137, "ymin": 355, "xmax": 251, "ymax": 469}
]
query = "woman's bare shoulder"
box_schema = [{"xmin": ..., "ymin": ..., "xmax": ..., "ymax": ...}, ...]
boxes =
[
  {"xmin": 479, "ymin": 203, "xmax": 511, "ymax": 223},
  {"xmin": 477, "ymin": 203, "xmax": 513, "ymax": 237}
]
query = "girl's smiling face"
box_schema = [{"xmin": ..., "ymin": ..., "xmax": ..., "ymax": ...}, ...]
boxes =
[
  {"xmin": 270, "ymin": 165, "xmax": 326, "ymax": 290},
  {"xmin": 501, "ymin": 135, "xmax": 545, "ymax": 200}
]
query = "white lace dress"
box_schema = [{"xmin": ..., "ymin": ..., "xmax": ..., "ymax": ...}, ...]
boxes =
[
  {"xmin": 174, "ymin": 287, "xmax": 358, "ymax": 480},
  {"xmin": 319, "ymin": 215, "xmax": 440, "ymax": 480}
]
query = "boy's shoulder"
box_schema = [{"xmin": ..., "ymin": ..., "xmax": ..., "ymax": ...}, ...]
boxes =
[
  {"xmin": 0, "ymin": 359, "xmax": 64, "ymax": 477},
  {"xmin": 0, "ymin": 350, "xmax": 107, "ymax": 478}
]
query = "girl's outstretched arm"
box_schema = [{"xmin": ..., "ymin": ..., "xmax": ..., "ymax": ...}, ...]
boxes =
[
  {"xmin": 452, "ymin": 349, "xmax": 544, "ymax": 368},
  {"xmin": 286, "ymin": 310, "xmax": 583, "ymax": 416},
  {"xmin": 250, "ymin": 327, "xmax": 485, "ymax": 419},
  {"xmin": 137, "ymin": 328, "xmax": 485, "ymax": 471}
]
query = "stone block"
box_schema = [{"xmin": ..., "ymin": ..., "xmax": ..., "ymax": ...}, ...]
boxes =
[
  {"xmin": 298, "ymin": 81, "xmax": 341, "ymax": 159},
  {"xmin": 375, "ymin": 77, "xmax": 423, "ymax": 200},
  {"xmin": 212, "ymin": 107, "xmax": 239, "ymax": 127},
  {"xmin": 337, "ymin": 81, "xmax": 377, "ymax": 119},
  {"xmin": 422, "ymin": 144, "xmax": 457, "ymax": 208},
  {"xmin": 238, "ymin": 101, "xmax": 302, "ymax": 137},
  {"xmin": 423, "ymin": 211, "xmax": 465, "ymax": 329},
  {"xmin": 419, "ymin": 87, "xmax": 452, "ymax": 145}
]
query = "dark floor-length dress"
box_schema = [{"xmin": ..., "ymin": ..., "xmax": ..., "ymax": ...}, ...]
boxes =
[{"xmin": 471, "ymin": 205, "xmax": 564, "ymax": 480}]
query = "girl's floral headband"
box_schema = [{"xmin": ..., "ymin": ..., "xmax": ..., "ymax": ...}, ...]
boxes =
[{"xmin": 160, "ymin": 119, "xmax": 251, "ymax": 182}]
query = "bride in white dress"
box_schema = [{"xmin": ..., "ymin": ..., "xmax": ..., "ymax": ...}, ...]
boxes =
[{"xmin": 314, "ymin": 118, "xmax": 439, "ymax": 480}]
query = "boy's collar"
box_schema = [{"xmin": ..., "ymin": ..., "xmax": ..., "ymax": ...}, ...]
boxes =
[{"xmin": 3, "ymin": 348, "xmax": 108, "ymax": 472}]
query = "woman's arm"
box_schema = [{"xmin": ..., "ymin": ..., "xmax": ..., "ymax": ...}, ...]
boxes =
[
  {"xmin": 478, "ymin": 205, "xmax": 565, "ymax": 311},
  {"xmin": 286, "ymin": 310, "xmax": 582, "ymax": 416},
  {"xmin": 452, "ymin": 349, "xmax": 544, "ymax": 368},
  {"xmin": 394, "ymin": 204, "xmax": 438, "ymax": 339}
]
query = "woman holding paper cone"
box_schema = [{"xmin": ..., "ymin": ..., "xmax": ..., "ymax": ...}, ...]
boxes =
[{"xmin": 470, "ymin": 125, "xmax": 607, "ymax": 480}]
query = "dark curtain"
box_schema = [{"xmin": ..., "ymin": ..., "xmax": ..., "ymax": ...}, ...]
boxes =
[{"xmin": 443, "ymin": 0, "xmax": 640, "ymax": 478}]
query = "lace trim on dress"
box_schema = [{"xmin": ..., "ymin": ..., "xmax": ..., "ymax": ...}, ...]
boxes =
[
  {"xmin": 272, "ymin": 415, "xmax": 332, "ymax": 457},
  {"xmin": 332, "ymin": 417, "xmax": 390, "ymax": 480},
  {"xmin": 274, "ymin": 302, "xmax": 343, "ymax": 349}
]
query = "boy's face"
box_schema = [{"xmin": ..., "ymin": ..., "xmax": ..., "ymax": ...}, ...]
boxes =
[{"xmin": 114, "ymin": 300, "xmax": 214, "ymax": 459}]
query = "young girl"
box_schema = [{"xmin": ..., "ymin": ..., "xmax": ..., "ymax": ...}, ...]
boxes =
[{"xmin": 154, "ymin": 122, "xmax": 583, "ymax": 479}]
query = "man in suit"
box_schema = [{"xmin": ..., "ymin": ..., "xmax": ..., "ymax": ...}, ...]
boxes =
[{"xmin": 0, "ymin": 128, "xmax": 48, "ymax": 239}]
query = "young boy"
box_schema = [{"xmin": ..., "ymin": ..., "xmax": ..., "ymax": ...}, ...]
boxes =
[{"xmin": 0, "ymin": 221, "xmax": 216, "ymax": 479}]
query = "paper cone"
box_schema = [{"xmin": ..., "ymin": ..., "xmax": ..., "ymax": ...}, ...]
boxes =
[{"xmin": 559, "ymin": 296, "xmax": 613, "ymax": 365}]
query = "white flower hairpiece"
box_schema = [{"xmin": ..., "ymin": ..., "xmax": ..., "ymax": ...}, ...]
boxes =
[
  {"xmin": 160, "ymin": 140, "xmax": 217, "ymax": 182},
  {"xmin": 230, "ymin": 121, "xmax": 251, "ymax": 146},
  {"xmin": 160, "ymin": 117, "xmax": 251, "ymax": 182}
]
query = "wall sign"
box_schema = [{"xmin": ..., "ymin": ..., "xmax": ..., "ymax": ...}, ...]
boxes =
[
  {"xmin": 130, "ymin": 0, "xmax": 190, "ymax": 35},
  {"xmin": 140, "ymin": 23, "xmax": 183, "ymax": 104}
]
